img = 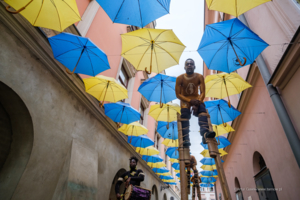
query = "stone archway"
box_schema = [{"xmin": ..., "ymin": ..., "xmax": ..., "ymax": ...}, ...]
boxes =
[
  {"xmin": 234, "ymin": 177, "xmax": 244, "ymax": 200},
  {"xmin": 109, "ymin": 168, "xmax": 127, "ymax": 200},
  {"xmin": 151, "ymin": 185, "xmax": 158, "ymax": 200},
  {"xmin": 0, "ymin": 82, "xmax": 34, "ymax": 200}
]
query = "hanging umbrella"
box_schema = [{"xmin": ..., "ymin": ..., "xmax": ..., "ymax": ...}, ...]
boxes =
[
  {"xmin": 121, "ymin": 28, "xmax": 185, "ymax": 74},
  {"xmin": 201, "ymin": 149, "xmax": 228, "ymax": 158},
  {"xmin": 159, "ymin": 175, "xmax": 174, "ymax": 180},
  {"xmin": 200, "ymin": 158, "xmax": 224, "ymax": 165},
  {"xmin": 172, "ymin": 163, "xmax": 180, "ymax": 171},
  {"xmin": 166, "ymin": 182, "xmax": 177, "ymax": 185},
  {"xmin": 157, "ymin": 172, "xmax": 172, "ymax": 176},
  {"xmin": 205, "ymin": 72, "xmax": 252, "ymax": 107},
  {"xmin": 204, "ymin": 99, "xmax": 241, "ymax": 126},
  {"xmin": 5, "ymin": 0, "xmax": 81, "ymax": 32},
  {"xmin": 157, "ymin": 121, "xmax": 178, "ymax": 140},
  {"xmin": 213, "ymin": 123, "xmax": 235, "ymax": 137},
  {"xmin": 201, "ymin": 136, "xmax": 231, "ymax": 150},
  {"xmin": 128, "ymin": 135, "xmax": 154, "ymax": 149},
  {"xmin": 170, "ymin": 159, "xmax": 179, "ymax": 163},
  {"xmin": 118, "ymin": 122, "xmax": 148, "ymax": 139},
  {"xmin": 200, "ymin": 170, "xmax": 218, "ymax": 178},
  {"xmin": 104, "ymin": 102, "xmax": 140, "ymax": 127},
  {"xmin": 83, "ymin": 75, "xmax": 127, "ymax": 107},
  {"xmin": 152, "ymin": 167, "xmax": 169, "ymax": 174},
  {"xmin": 136, "ymin": 146, "xmax": 159, "ymax": 156},
  {"xmin": 49, "ymin": 33, "xmax": 110, "ymax": 75},
  {"xmin": 148, "ymin": 162, "xmax": 166, "ymax": 168},
  {"xmin": 142, "ymin": 155, "xmax": 163, "ymax": 163},
  {"xmin": 176, "ymin": 173, "xmax": 180, "ymax": 178},
  {"xmin": 201, "ymin": 177, "xmax": 216, "ymax": 184},
  {"xmin": 138, "ymin": 74, "xmax": 177, "ymax": 107},
  {"xmin": 166, "ymin": 147, "xmax": 179, "ymax": 159},
  {"xmin": 205, "ymin": 0, "xmax": 271, "ymax": 17},
  {"xmin": 163, "ymin": 179, "xmax": 176, "ymax": 183},
  {"xmin": 198, "ymin": 18, "xmax": 268, "ymax": 73},
  {"xmin": 162, "ymin": 139, "xmax": 179, "ymax": 147},
  {"xmin": 201, "ymin": 165, "xmax": 217, "ymax": 171},
  {"xmin": 200, "ymin": 183, "xmax": 215, "ymax": 188},
  {"xmin": 96, "ymin": 0, "xmax": 170, "ymax": 28},
  {"xmin": 149, "ymin": 103, "xmax": 181, "ymax": 122}
]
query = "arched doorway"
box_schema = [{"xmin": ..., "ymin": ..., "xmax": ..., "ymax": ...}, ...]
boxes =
[
  {"xmin": 234, "ymin": 177, "xmax": 244, "ymax": 200},
  {"xmin": 109, "ymin": 168, "xmax": 127, "ymax": 200},
  {"xmin": 163, "ymin": 193, "xmax": 167, "ymax": 200},
  {"xmin": 151, "ymin": 185, "xmax": 158, "ymax": 200},
  {"xmin": 253, "ymin": 152, "xmax": 278, "ymax": 200},
  {"xmin": 0, "ymin": 82, "xmax": 34, "ymax": 200}
]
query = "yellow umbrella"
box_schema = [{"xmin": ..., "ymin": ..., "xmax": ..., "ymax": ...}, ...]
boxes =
[
  {"xmin": 121, "ymin": 28, "xmax": 185, "ymax": 74},
  {"xmin": 213, "ymin": 123, "xmax": 235, "ymax": 137},
  {"xmin": 175, "ymin": 169, "xmax": 180, "ymax": 173},
  {"xmin": 157, "ymin": 172, "xmax": 171, "ymax": 176},
  {"xmin": 201, "ymin": 165, "xmax": 217, "ymax": 171},
  {"xmin": 170, "ymin": 158, "xmax": 179, "ymax": 163},
  {"xmin": 83, "ymin": 75, "xmax": 128, "ymax": 107},
  {"xmin": 149, "ymin": 103, "xmax": 181, "ymax": 122},
  {"xmin": 205, "ymin": 0, "xmax": 271, "ymax": 17},
  {"xmin": 205, "ymin": 72, "xmax": 252, "ymax": 107},
  {"xmin": 118, "ymin": 122, "xmax": 148, "ymax": 137},
  {"xmin": 162, "ymin": 179, "xmax": 176, "ymax": 183},
  {"xmin": 5, "ymin": 0, "xmax": 81, "ymax": 32},
  {"xmin": 136, "ymin": 146, "xmax": 159, "ymax": 156},
  {"xmin": 162, "ymin": 139, "xmax": 179, "ymax": 147},
  {"xmin": 147, "ymin": 162, "xmax": 166, "ymax": 168},
  {"xmin": 201, "ymin": 149, "xmax": 228, "ymax": 158}
]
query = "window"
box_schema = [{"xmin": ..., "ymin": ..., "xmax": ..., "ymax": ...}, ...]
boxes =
[
  {"xmin": 154, "ymin": 132, "xmax": 160, "ymax": 150},
  {"xmin": 139, "ymin": 102, "xmax": 145, "ymax": 124},
  {"xmin": 118, "ymin": 65, "xmax": 129, "ymax": 88},
  {"xmin": 292, "ymin": 0, "xmax": 300, "ymax": 9},
  {"xmin": 210, "ymin": 187, "xmax": 214, "ymax": 192}
]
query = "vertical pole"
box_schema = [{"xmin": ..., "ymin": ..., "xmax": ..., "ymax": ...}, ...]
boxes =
[
  {"xmin": 177, "ymin": 113, "xmax": 188, "ymax": 200},
  {"xmin": 206, "ymin": 110, "xmax": 232, "ymax": 200}
]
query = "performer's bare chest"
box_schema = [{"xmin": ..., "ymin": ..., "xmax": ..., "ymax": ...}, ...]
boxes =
[{"xmin": 180, "ymin": 76, "xmax": 201, "ymax": 97}]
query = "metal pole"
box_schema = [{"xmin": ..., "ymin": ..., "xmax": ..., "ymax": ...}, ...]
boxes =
[{"xmin": 239, "ymin": 14, "xmax": 300, "ymax": 168}]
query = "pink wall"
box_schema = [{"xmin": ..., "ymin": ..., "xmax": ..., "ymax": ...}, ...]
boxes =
[{"xmin": 74, "ymin": 0, "xmax": 90, "ymax": 26}]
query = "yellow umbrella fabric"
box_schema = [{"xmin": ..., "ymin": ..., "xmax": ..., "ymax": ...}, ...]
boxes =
[
  {"xmin": 163, "ymin": 179, "xmax": 176, "ymax": 183},
  {"xmin": 170, "ymin": 158, "xmax": 179, "ymax": 163},
  {"xmin": 157, "ymin": 172, "xmax": 171, "ymax": 176},
  {"xmin": 5, "ymin": 0, "xmax": 81, "ymax": 32},
  {"xmin": 213, "ymin": 123, "xmax": 235, "ymax": 137},
  {"xmin": 149, "ymin": 103, "xmax": 181, "ymax": 122},
  {"xmin": 201, "ymin": 165, "xmax": 217, "ymax": 171},
  {"xmin": 118, "ymin": 122, "xmax": 148, "ymax": 137},
  {"xmin": 205, "ymin": 72, "xmax": 252, "ymax": 106},
  {"xmin": 162, "ymin": 139, "xmax": 179, "ymax": 147},
  {"xmin": 83, "ymin": 75, "xmax": 128, "ymax": 107},
  {"xmin": 147, "ymin": 162, "xmax": 166, "ymax": 168},
  {"xmin": 175, "ymin": 170, "xmax": 180, "ymax": 173},
  {"xmin": 136, "ymin": 146, "xmax": 159, "ymax": 156},
  {"xmin": 205, "ymin": 0, "xmax": 271, "ymax": 17},
  {"xmin": 201, "ymin": 149, "xmax": 228, "ymax": 158},
  {"xmin": 121, "ymin": 28, "xmax": 185, "ymax": 74}
]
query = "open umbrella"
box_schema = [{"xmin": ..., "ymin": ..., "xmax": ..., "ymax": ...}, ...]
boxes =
[
  {"xmin": 138, "ymin": 74, "xmax": 177, "ymax": 107},
  {"xmin": 200, "ymin": 170, "xmax": 218, "ymax": 178},
  {"xmin": 201, "ymin": 149, "xmax": 228, "ymax": 158},
  {"xmin": 142, "ymin": 155, "xmax": 163, "ymax": 163},
  {"xmin": 157, "ymin": 172, "xmax": 172, "ymax": 176},
  {"xmin": 204, "ymin": 99, "xmax": 241, "ymax": 126},
  {"xmin": 162, "ymin": 139, "xmax": 179, "ymax": 147},
  {"xmin": 83, "ymin": 75, "xmax": 127, "ymax": 107},
  {"xmin": 201, "ymin": 177, "xmax": 216, "ymax": 184},
  {"xmin": 205, "ymin": 0, "xmax": 271, "ymax": 17},
  {"xmin": 198, "ymin": 18, "xmax": 268, "ymax": 73},
  {"xmin": 128, "ymin": 135, "xmax": 154, "ymax": 149},
  {"xmin": 201, "ymin": 136, "xmax": 231, "ymax": 150},
  {"xmin": 213, "ymin": 123, "xmax": 235, "ymax": 137},
  {"xmin": 49, "ymin": 33, "xmax": 110, "ymax": 75},
  {"xmin": 200, "ymin": 158, "xmax": 224, "ymax": 165},
  {"xmin": 170, "ymin": 159, "xmax": 179, "ymax": 163},
  {"xmin": 147, "ymin": 162, "xmax": 166, "ymax": 168},
  {"xmin": 166, "ymin": 182, "xmax": 177, "ymax": 185},
  {"xmin": 163, "ymin": 179, "xmax": 176, "ymax": 183},
  {"xmin": 201, "ymin": 165, "xmax": 217, "ymax": 171},
  {"xmin": 157, "ymin": 121, "xmax": 178, "ymax": 140},
  {"xmin": 136, "ymin": 146, "xmax": 159, "ymax": 156},
  {"xmin": 118, "ymin": 122, "xmax": 148, "ymax": 137},
  {"xmin": 152, "ymin": 167, "xmax": 169, "ymax": 174},
  {"xmin": 172, "ymin": 163, "xmax": 180, "ymax": 171},
  {"xmin": 104, "ymin": 102, "xmax": 140, "ymax": 126},
  {"xmin": 166, "ymin": 147, "xmax": 179, "ymax": 160},
  {"xmin": 96, "ymin": 0, "xmax": 170, "ymax": 28},
  {"xmin": 121, "ymin": 28, "xmax": 185, "ymax": 74},
  {"xmin": 159, "ymin": 175, "xmax": 174, "ymax": 180},
  {"xmin": 149, "ymin": 103, "xmax": 181, "ymax": 123},
  {"xmin": 5, "ymin": 0, "xmax": 81, "ymax": 32},
  {"xmin": 205, "ymin": 72, "xmax": 252, "ymax": 107},
  {"xmin": 176, "ymin": 173, "xmax": 180, "ymax": 178},
  {"xmin": 200, "ymin": 183, "xmax": 215, "ymax": 188}
]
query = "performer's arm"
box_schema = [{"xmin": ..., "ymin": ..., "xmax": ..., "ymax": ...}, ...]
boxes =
[
  {"xmin": 198, "ymin": 74, "xmax": 205, "ymax": 103},
  {"xmin": 115, "ymin": 173, "xmax": 126, "ymax": 194},
  {"xmin": 175, "ymin": 76, "xmax": 192, "ymax": 103},
  {"xmin": 130, "ymin": 169, "xmax": 145, "ymax": 182}
]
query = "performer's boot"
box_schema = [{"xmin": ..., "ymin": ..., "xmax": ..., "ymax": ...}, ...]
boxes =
[{"xmin": 181, "ymin": 108, "xmax": 191, "ymax": 147}]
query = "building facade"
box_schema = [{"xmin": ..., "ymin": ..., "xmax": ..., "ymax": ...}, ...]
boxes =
[{"xmin": 203, "ymin": 1, "xmax": 300, "ymax": 200}]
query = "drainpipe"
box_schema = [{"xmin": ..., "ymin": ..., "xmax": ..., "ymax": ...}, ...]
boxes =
[{"xmin": 239, "ymin": 14, "xmax": 300, "ymax": 168}]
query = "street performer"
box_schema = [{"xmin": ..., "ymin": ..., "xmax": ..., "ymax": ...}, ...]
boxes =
[
  {"xmin": 175, "ymin": 58, "xmax": 216, "ymax": 146},
  {"xmin": 115, "ymin": 156, "xmax": 145, "ymax": 200}
]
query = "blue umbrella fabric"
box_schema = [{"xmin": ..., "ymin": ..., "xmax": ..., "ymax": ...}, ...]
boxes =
[
  {"xmin": 200, "ymin": 170, "xmax": 218, "ymax": 177},
  {"xmin": 142, "ymin": 155, "xmax": 163, "ymax": 163},
  {"xmin": 159, "ymin": 175, "xmax": 174, "ymax": 180},
  {"xmin": 157, "ymin": 121, "xmax": 178, "ymax": 140},
  {"xmin": 166, "ymin": 147, "xmax": 179, "ymax": 159},
  {"xmin": 201, "ymin": 136, "xmax": 231, "ymax": 150},
  {"xmin": 172, "ymin": 163, "xmax": 180, "ymax": 170},
  {"xmin": 166, "ymin": 182, "xmax": 177, "ymax": 185},
  {"xmin": 49, "ymin": 33, "xmax": 110, "ymax": 76},
  {"xmin": 138, "ymin": 74, "xmax": 176, "ymax": 106},
  {"xmin": 152, "ymin": 167, "xmax": 169, "ymax": 174},
  {"xmin": 198, "ymin": 18, "xmax": 268, "ymax": 73},
  {"xmin": 128, "ymin": 135, "xmax": 154, "ymax": 148},
  {"xmin": 200, "ymin": 158, "xmax": 224, "ymax": 165},
  {"xmin": 96, "ymin": 0, "xmax": 171, "ymax": 28},
  {"xmin": 200, "ymin": 184, "xmax": 215, "ymax": 188},
  {"xmin": 201, "ymin": 177, "xmax": 217, "ymax": 184},
  {"xmin": 176, "ymin": 173, "xmax": 180, "ymax": 178},
  {"xmin": 204, "ymin": 99, "xmax": 241, "ymax": 125},
  {"xmin": 104, "ymin": 102, "xmax": 140, "ymax": 124}
]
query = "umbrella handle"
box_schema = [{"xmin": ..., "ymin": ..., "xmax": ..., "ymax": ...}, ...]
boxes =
[
  {"xmin": 160, "ymin": 102, "xmax": 164, "ymax": 108},
  {"xmin": 66, "ymin": 68, "xmax": 74, "ymax": 75},
  {"xmin": 99, "ymin": 102, "xmax": 104, "ymax": 108},
  {"xmin": 145, "ymin": 67, "xmax": 152, "ymax": 75},
  {"xmin": 5, "ymin": 0, "xmax": 33, "ymax": 14},
  {"xmin": 237, "ymin": 57, "xmax": 247, "ymax": 66}
]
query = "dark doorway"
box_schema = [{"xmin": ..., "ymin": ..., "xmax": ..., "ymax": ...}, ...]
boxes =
[{"xmin": 109, "ymin": 168, "xmax": 127, "ymax": 200}]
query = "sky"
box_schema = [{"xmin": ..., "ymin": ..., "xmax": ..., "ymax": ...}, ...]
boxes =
[{"xmin": 156, "ymin": 0, "xmax": 206, "ymax": 173}]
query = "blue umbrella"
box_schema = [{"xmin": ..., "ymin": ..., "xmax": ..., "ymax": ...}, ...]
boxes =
[
  {"xmin": 200, "ymin": 184, "xmax": 215, "ymax": 188},
  {"xmin": 49, "ymin": 32, "xmax": 110, "ymax": 76},
  {"xmin": 201, "ymin": 136, "xmax": 231, "ymax": 150},
  {"xmin": 200, "ymin": 158, "xmax": 224, "ymax": 165},
  {"xmin": 142, "ymin": 155, "xmax": 163, "ymax": 163},
  {"xmin": 172, "ymin": 163, "xmax": 180, "ymax": 170},
  {"xmin": 198, "ymin": 18, "xmax": 268, "ymax": 73},
  {"xmin": 166, "ymin": 147, "xmax": 179, "ymax": 159},
  {"xmin": 104, "ymin": 102, "xmax": 140, "ymax": 125},
  {"xmin": 200, "ymin": 170, "xmax": 218, "ymax": 177},
  {"xmin": 152, "ymin": 167, "xmax": 169, "ymax": 174},
  {"xmin": 166, "ymin": 182, "xmax": 177, "ymax": 185},
  {"xmin": 201, "ymin": 177, "xmax": 217, "ymax": 184},
  {"xmin": 128, "ymin": 135, "xmax": 154, "ymax": 148},
  {"xmin": 96, "ymin": 0, "xmax": 171, "ymax": 28},
  {"xmin": 204, "ymin": 99, "xmax": 241, "ymax": 125},
  {"xmin": 176, "ymin": 173, "xmax": 180, "ymax": 178},
  {"xmin": 138, "ymin": 74, "xmax": 176, "ymax": 107},
  {"xmin": 159, "ymin": 175, "xmax": 173, "ymax": 180},
  {"xmin": 157, "ymin": 121, "xmax": 178, "ymax": 140}
]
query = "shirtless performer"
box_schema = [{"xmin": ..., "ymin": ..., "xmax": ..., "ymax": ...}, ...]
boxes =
[{"xmin": 175, "ymin": 58, "xmax": 216, "ymax": 146}]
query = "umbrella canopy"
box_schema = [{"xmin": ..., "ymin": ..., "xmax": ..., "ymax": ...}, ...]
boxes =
[
  {"xmin": 148, "ymin": 162, "xmax": 166, "ymax": 168},
  {"xmin": 166, "ymin": 182, "xmax": 177, "ymax": 185},
  {"xmin": 104, "ymin": 102, "xmax": 140, "ymax": 124},
  {"xmin": 176, "ymin": 173, "xmax": 180, "ymax": 178},
  {"xmin": 138, "ymin": 74, "xmax": 177, "ymax": 107},
  {"xmin": 157, "ymin": 121, "xmax": 178, "ymax": 140},
  {"xmin": 198, "ymin": 18, "xmax": 268, "ymax": 73},
  {"xmin": 142, "ymin": 155, "xmax": 163, "ymax": 163},
  {"xmin": 136, "ymin": 146, "xmax": 159, "ymax": 156},
  {"xmin": 83, "ymin": 75, "xmax": 127, "ymax": 107},
  {"xmin": 128, "ymin": 135, "xmax": 154, "ymax": 148},
  {"xmin": 166, "ymin": 147, "xmax": 179, "ymax": 159},
  {"xmin": 49, "ymin": 33, "xmax": 110, "ymax": 76},
  {"xmin": 159, "ymin": 175, "xmax": 174, "ymax": 180},
  {"xmin": 200, "ymin": 158, "xmax": 224, "ymax": 165},
  {"xmin": 213, "ymin": 124, "xmax": 235, "ymax": 137},
  {"xmin": 118, "ymin": 122, "xmax": 148, "ymax": 137},
  {"xmin": 162, "ymin": 139, "xmax": 179, "ymax": 147},
  {"xmin": 163, "ymin": 179, "xmax": 176, "ymax": 183},
  {"xmin": 96, "ymin": 0, "xmax": 170, "ymax": 28},
  {"xmin": 152, "ymin": 167, "xmax": 169, "ymax": 174},
  {"xmin": 204, "ymin": 99, "xmax": 241, "ymax": 125},
  {"xmin": 172, "ymin": 163, "xmax": 180, "ymax": 170},
  {"xmin": 121, "ymin": 28, "xmax": 185, "ymax": 74},
  {"xmin": 205, "ymin": 73, "xmax": 252, "ymax": 106},
  {"xmin": 5, "ymin": 0, "xmax": 81, "ymax": 32},
  {"xmin": 157, "ymin": 172, "xmax": 172, "ymax": 176},
  {"xmin": 170, "ymin": 158, "xmax": 179, "ymax": 163},
  {"xmin": 201, "ymin": 165, "xmax": 217, "ymax": 171},
  {"xmin": 205, "ymin": 0, "xmax": 271, "ymax": 17},
  {"xmin": 200, "ymin": 170, "xmax": 218, "ymax": 178},
  {"xmin": 201, "ymin": 136, "xmax": 231, "ymax": 150},
  {"xmin": 201, "ymin": 149, "xmax": 228, "ymax": 157},
  {"xmin": 201, "ymin": 177, "xmax": 216, "ymax": 184},
  {"xmin": 149, "ymin": 103, "xmax": 181, "ymax": 122},
  {"xmin": 200, "ymin": 183, "xmax": 215, "ymax": 188},
  {"xmin": 175, "ymin": 169, "xmax": 180, "ymax": 173}
]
